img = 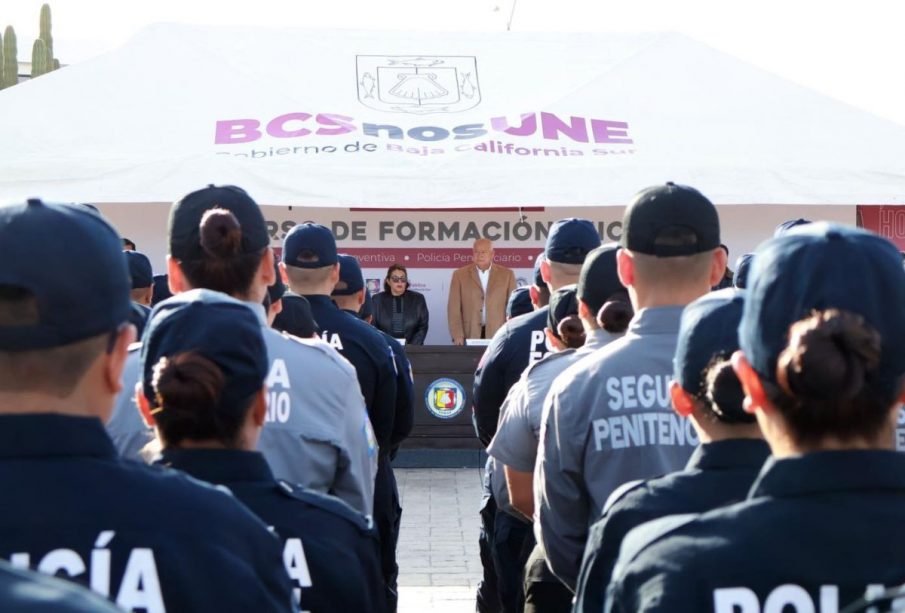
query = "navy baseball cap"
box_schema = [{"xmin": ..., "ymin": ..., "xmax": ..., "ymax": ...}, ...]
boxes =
[
  {"xmin": 545, "ymin": 218, "xmax": 601, "ymax": 264},
  {"xmin": 533, "ymin": 253, "xmax": 547, "ymax": 289},
  {"xmin": 125, "ymin": 251, "xmax": 153, "ymax": 289},
  {"xmin": 0, "ymin": 199, "xmax": 131, "ymax": 351},
  {"xmin": 140, "ymin": 289, "xmax": 267, "ymax": 417},
  {"xmin": 547, "ymin": 284, "xmax": 580, "ymax": 338},
  {"xmin": 283, "ymin": 223, "xmax": 338, "ymax": 268},
  {"xmin": 506, "ymin": 287, "xmax": 533, "ymax": 319},
  {"xmin": 621, "ymin": 182, "xmax": 720, "ymax": 257},
  {"xmin": 332, "ymin": 254, "xmax": 365, "ymax": 296},
  {"xmin": 168, "ymin": 185, "xmax": 270, "ymax": 262},
  {"xmin": 675, "ymin": 288, "xmax": 744, "ymax": 396},
  {"xmin": 577, "ymin": 244, "xmax": 625, "ymax": 313},
  {"xmin": 267, "ymin": 260, "xmax": 286, "ymax": 304},
  {"xmin": 733, "ymin": 253, "xmax": 754, "ymax": 289},
  {"xmin": 274, "ymin": 295, "xmax": 319, "ymax": 337},
  {"xmin": 151, "ymin": 274, "xmax": 172, "ymax": 306},
  {"xmin": 740, "ymin": 223, "xmax": 905, "ymax": 391},
  {"xmin": 773, "ymin": 218, "xmax": 811, "ymax": 237}
]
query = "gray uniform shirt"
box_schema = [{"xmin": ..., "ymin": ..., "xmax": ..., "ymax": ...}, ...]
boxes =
[
  {"xmin": 534, "ymin": 306, "xmax": 699, "ymax": 591},
  {"xmin": 489, "ymin": 329, "xmax": 623, "ymax": 474},
  {"xmin": 107, "ymin": 301, "xmax": 378, "ymax": 516}
]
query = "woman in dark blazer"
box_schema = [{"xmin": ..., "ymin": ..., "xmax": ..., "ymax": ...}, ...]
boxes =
[{"xmin": 372, "ymin": 264, "xmax": 429, "ymax": 345}]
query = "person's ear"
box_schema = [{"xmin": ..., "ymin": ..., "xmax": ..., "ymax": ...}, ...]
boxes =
[
  {"xmin": 166, "ymin": 256, "xmax": 188, "ymax": 294},
  {"xmin": 709, "ymin": 247, "xmax": 729, "ymax": 287},
  {"xmin": 578, "ymin": 299, "xmax": 593, "ymax": 322},
  {"xmin": 540, "ymin": 259, "xmax": 552, "ymax": 284},
  {"xmin": 670, "ymin": 380, "xmax": 696, "ymax": 417},
  {"xmin": 252, "ymin": 387, "xmax": 267, "ymax": 427},
  {"xmin": 135, "ymin": 382, "xmax": 156, "ymax": 427},
  {"xmin": 142, "ymin": 286, "xmax": 153, "ymax": 305},
  {"xmin": 260, "ymin": 248, "xmax": 276, "ymax": 286},
  {"xmin": 732, "ymin": 350, "xmax": 769, "ymax": 415},
  {"xmin": 356, "ymin": 288, "xmax": 365, "ymax": 308},
  {"xmin": 529, "ymin": 285, "xmax": 540, "ymax": 308},
  {"xmin": 104, "ymin": 324, "xmax": 136, "ymax": 395},
  {"xmin": 616, "ymin": 248, "xmax": 635, "ymax": 288}
]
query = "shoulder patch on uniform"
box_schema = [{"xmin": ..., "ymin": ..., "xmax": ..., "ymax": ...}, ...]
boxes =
[
  {"xmin": 602, "ymin": 479, "xmax": 646, "ymax": 514},
  {"xmin": 275, "ymin": 479, "xmax": 373, "ymax": 532},
  {"xmin": 611, "ymin": 513, "xmax": 699, "ymax": 580}
]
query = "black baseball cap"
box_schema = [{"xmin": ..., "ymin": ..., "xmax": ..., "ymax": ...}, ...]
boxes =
[
  {"xmin": 273, "ymin": 295, "xmax": 319, "ymax": 337},
  {"xmin": 674, "ymin": 288, "xmax": 747, "ymax": 422},
  {"xmin": 506, "ymin": 287, "xmax": 533, "ymax": 319},
  {"xmin": 577, "ymin": 244, "xmax": 625, "ymax": 313},
  {"xmin": 547, "ymin": 284, "xmax": 580, "ymax": 339},
  {"xmin": 774, "ymin": 218, "xmax": 811, "ymax": 237},
  {"xmin": 545, "ymin": 218, "xmax": 601, "ymax": 264},
  {"xmin": 267, "ymin": 260, "xmax": 286, "ymax": 304},
  {"xmin": 333, "ymin": 254, "xmax": 365, "ymax": 296},
  {"xmin": 283, "ymin": 223, "xmax": 338, "ymax": 269},
  {"xmin": 621, "ymin": 182, "xmax": 720, "ymax": 257},
  {"xmin": 168, "ymin": 185, "xmax": 270, "ymax": 262},
  {"xmin": 740, "ymin": 223, "xmax": 905, "ymax": 391},
  {"xmin": 733, "ymin": 253, "xmax": 754, "ymax": 289},
  {"xmin": 124, "ymin": 251, "xmax": 153, "ymax": 289},
  {"xmin": 141, "ymin": 290, "xmax": 268, "ymax": 418},
  {"xmin": 0, "ymin": 199, "xmax": 131, "ymax": 351},
  {"xmin": 533, "ymin": 253, "xmax": 547, "ymax": 289}
]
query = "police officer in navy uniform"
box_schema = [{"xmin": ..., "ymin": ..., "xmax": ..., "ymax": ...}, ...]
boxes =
[
  {"xmin": 574, "ymin": 289, "xmax": 769, "ymax": 613},
  {"xmin": 280, "ymin": 224, "xmax": 400, "ymax": 610},
  {"xmin": 107, "ymin": 186, "xmax": 377, "ymax": 516},
  {"xmin": 474, "ymin": 219, "xmax": 601, "ymax": 613},
  {"xmin": 606, "ymin": 223, "xmax": 905, "ymax": 612},
  {"xmin": 333, "ymin": 254, "xmax": 414, "ymax": 610},
  {"xmin": 0, "ymin": 199, "xmax": 294, "ymax": 612},
  {"xmin": 489, "ymin": 246, "xmax": 631, "ymax": 613},
  {"xmin": 534, "ymin": 184, "xmax": 727, "ymax": 592},
  {"xmin": 136, "ymin": 289, "xmax": 385, "ymax": 613}
]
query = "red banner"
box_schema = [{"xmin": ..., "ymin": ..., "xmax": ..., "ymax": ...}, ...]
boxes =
[{"xmin": 858, "ymin": 206, "xmax": 905, "ymax": 251}]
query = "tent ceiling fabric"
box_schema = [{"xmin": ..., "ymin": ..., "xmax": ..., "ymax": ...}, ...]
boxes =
[{"xmin": 0, "ymin": 25, "xmax": 903, "ymax": 207}]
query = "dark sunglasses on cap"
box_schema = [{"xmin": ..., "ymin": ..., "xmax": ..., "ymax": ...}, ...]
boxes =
[{"xmin": 390, "ymin": 275, "xmax": 407, "ymax": 283}]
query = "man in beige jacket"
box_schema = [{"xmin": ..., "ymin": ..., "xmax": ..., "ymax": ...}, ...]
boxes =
[{"xmin": 447, "ymin": 238, "xmax": 517, "ymax": 345}]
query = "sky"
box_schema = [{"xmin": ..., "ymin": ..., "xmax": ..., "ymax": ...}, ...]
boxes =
[{"xmin": 3, "ymin": 0, "xmax": 905, "ymax": 126}]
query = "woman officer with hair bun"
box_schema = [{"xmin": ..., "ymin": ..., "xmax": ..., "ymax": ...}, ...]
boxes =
[
  {"xmin": 575, "ymin": 288, "xmax": 769, "ymax": 613},
  {"xmin": 606, "ymin": 224, "xmax": 905, "ymax": 613},
  {"xmin": 137, "ymin": 290, "xmax": 385, "ymax": 613}
]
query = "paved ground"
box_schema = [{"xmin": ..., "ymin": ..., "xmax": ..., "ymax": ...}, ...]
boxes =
[{"xmin": 396, "ymin": 467, "xmax": 484, "ymax": 613}]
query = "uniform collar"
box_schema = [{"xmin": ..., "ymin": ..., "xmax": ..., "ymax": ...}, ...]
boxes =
[
  {"xmin": 685, "ymin": 439, "xmax": 770, "ymax": 472},
  {"xmin": 157, "ymin": 448, "xmax": 274, "ymax": 484},
  {"xmin": 0, "ymin": 414, "xmax": 117, "ymax": 460},
  {"xmin": 627, "ymin": 306, "xmax": 685, "ymax": 335},
  {"xmin": 749, "ymin": 450, "xmax": 905, "ymax": 499},
  {"xmin": 583, "ymin": 328, "xmax": 622, "ymax": 351}
]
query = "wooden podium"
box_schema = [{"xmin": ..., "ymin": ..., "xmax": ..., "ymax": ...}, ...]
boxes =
[{"xmin": 401, "ymin": 345, "xmax": 485, "ymax": 450}]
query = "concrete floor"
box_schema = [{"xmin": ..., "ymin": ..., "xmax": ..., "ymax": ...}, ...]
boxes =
[{"xmin": 396, "ymin": 468, "xmax": 485, "ymax": 613}]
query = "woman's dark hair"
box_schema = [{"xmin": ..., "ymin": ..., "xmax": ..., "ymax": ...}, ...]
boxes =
[
  {"xmin": 179, "ymin": 209, "xmax": 265, "ymax": 296},
  {"xmin": 700, "ymin": 355, "xmax": 753, "ymax": 424},
  {"xmin": 557, "ymin": 315, "xmax": 586, "ymax": 349},
  {"xmin": 151, "ymin": 352, "xmax": 254, "ymax": 447},
  {"xmin": 765, "ymin": 309, "xmax": 896, "ymax": 444},
  {"xmin": 597, "ymin": 290, "xmax": 633, "ymax": 333},
  {"xmin": 383, "ymin": 263, "xmax": 410, "ymax": 293}
]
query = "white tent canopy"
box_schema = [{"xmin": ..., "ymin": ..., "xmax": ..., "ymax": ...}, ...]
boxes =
[{"xmin": 0, "ymin": 25, "xmax": 903, "ymax": 207}]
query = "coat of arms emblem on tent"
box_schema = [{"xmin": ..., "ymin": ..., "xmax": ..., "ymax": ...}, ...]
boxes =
[{"xmin": 356, "ymin": 55, "xmax": 481, "ymax": 114}]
